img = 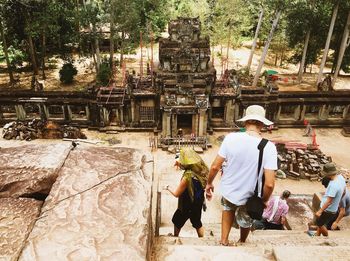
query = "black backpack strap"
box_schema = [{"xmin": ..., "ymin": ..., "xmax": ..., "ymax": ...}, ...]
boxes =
[{"xmin": 254, "ymin": 138, "xmax": 268, "ymax": 197}]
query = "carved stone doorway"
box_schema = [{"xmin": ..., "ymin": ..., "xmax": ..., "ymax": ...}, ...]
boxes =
[{"xmin": 177, "ymin": 114, "xmax": 193, "ymax": 135}]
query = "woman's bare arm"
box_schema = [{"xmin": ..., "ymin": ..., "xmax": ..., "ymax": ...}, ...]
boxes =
[{"xmin": 166, "ymin": 178, "xmax": 187, "ymax": 198}]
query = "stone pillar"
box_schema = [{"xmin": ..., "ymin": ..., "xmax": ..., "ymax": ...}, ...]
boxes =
[
  {"xmin": 343, "ymin": 105, "xmax": 349, "ymax": 119},
  {"xmin": 296, "ymin": 105, "xmax": 303, "ymax": 120},
  {"xmin": 225, "ymin": 100, "xmax": 234, "ymax": 126},
  {"xmin": 203, "ymin": 111, "xmax": 208, "ymax": 135},
  {"xmin": 85, "ymin": 105, "xmax": 90, "ymax": 120},
  {"xmin": 41, "ymin": 105, "xmax": 49, "ymax": 120},
  {"xmin": 15, "ymin": 105, "xmax": 26, "ymax": 120},
  {"xmin": 64, "ymin": 105, "xmax": 71, "ymax": 121},
  {"xmin": 131, "ymin": 100, "xmax": 135, "ymax": 122},
  {"xmin": 276, "ymin": 105, "xmax": 281, "ymax": 121},
  {"xmin": 162, "ymin": 111, "xmax": 171, "ymax": 137},
  {"xmin": 113, "ymin": 108, "xmax": 118, "ymax": 124},
  {"xmin": 319, "ymin": 105, "xmax": 328, "ymax": 120},
  {"xmin": 234, "ymin": 103, "xmax": 240, "ymax": 122},
  {"xmin": 120, "ymin": 108, "xmax": 124, "ymax": 124},
  {"xmin": 192, "ymin": 114, "xmax": 197, "ymax": 134},
  {"xmin": 102, "ymin": 107, "xmax": 109, "ymax": 126},
  {"xmin": 198, "ymin": 110, "xmax": 206, "ymax": 136},
  {"xmin": 89, "ymin": 104, "xmax": 99, "ymax": 126},
  {"xmin": 172, "ymin": 114, "xmax": 177, "ymax": 137}
]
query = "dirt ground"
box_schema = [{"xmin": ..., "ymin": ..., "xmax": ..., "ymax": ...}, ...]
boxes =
[
  {"xmin": 1, "ymin": 43, "xmax": 349, "ymax": 91},
  {"xmin": 0, "ymin": 127, "xmax": 348, "ymax": 189}
]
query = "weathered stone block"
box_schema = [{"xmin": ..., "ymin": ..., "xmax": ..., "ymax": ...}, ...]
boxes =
[
  {"xmin": 19, "ymin": 146, "xmax": 153, "ymax": 261},
  {"xmin": 0, "ymin": 198, "xmax": 42, "ymax": 261},
  {"xmin": 312, "ymin": 192, "xmax": 323, "ymax": 212},
  {"xmin": 0, "ymin": 144, "xmax": 72, "ymax": 198}
]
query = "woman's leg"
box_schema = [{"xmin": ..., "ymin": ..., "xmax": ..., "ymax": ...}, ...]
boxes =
[
  {"xmin": 196, "ymin": 226, "xmax": 204, "ymax": 237},
  {"xmin": 174, "ymin": 226, "xmax": 181, "ymax": 237},
  {"xmin": 239, "ymin": 227, "xmax": 250, "ymax": 243}
]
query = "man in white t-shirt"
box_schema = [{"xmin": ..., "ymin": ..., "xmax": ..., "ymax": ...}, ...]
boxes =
[{"xmin": 205, "ymin": 105, "xmax": 277, "ymax": 245}]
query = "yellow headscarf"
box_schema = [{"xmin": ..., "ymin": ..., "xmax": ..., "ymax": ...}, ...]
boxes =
[{"xmin": 179, "ymin": 148, "xmax": 209, "ymax": 201}]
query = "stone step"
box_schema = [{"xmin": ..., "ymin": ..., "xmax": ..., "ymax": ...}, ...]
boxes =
[
  {"xmin": 152, "ymin": 244, "xmax": 272, "ymax": 261},
  {"xmin": 158, "ymin": 223, "xmax": 350, "ymax": 247},
  {"xmin": 153, "ymin": 230, "xmax": 350, "ymax": 261},
  {"xmin": 273, "ymin": 246, "xmax": 350, "ymax": 261}
]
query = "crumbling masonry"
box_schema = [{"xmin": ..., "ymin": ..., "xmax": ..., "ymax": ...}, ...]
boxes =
[{"xmin": 1, "ymin": 18, "xmax": 350, "ymax": 141}]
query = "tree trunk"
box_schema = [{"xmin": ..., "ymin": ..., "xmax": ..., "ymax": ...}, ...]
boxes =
[
  {"xmin": 226, "ymin": 25, "xmax": 231, "ymax": 71},
  {"xmin": 0, "ymin": 20, "xmax": 15, "ymax": 84},
  {"xmin": 140, "ymin": 31, "xmax": 143, "ymax": 77},
  {"xmin": 75, "ymin": 0, "xmax": 81, "ymax": 57},
  {"xmin": 28, "ymin": 35, "xmax": 39, "ymax": 75},
  {"xmin": 280, "ymin": 49, "xmax": 284, "ymax": 67},
  {"xmin": 92, "ymin": 24, "xmax": 100, "ymax": 72},
  {"xmin": 41, "ymin": 33, "xmax": 46, "ymax": 79},
  {"xmin": 298, "ymin": 0, "xmax": 315, "ymax": 83},
  {"xmin": 333, "ymin": 10, "xmax": 350, "ymax": 87},
  {"xmin": 298, "ymin": 30, "xmax": 310, "ymax": 83},
  {"xmin": 120, "ymin": 32, "xmax": 125, "ymax": 68},
  {"xmin": 247, "ymin": 8, "xmax": 264, "ymax": 74},
  {"xmin": 109, "ymin": 3, "xmax": 115, "ymax": 70},
  {"xmin": 316, "ymin": 1, "xmax": 339, "ymax": 85},
  {"xmin": 220, "ymin": 44, "xmax": 224, "ymax": 76},
  {"xmin": 252, "ymin": 10, "xmax": 281, "ymax": 88},
  {"xmin": 274, "ymin": 53, "xmax": 278, "ymax": 66},
  {"xmin": 91, "ymin": 43, "xmax": 97, "ymax": 69}
]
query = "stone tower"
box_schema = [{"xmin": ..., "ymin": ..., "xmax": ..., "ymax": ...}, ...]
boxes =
[{"xmin": 156, "ymin": 17, "xmax": 216, "ymax": 138}]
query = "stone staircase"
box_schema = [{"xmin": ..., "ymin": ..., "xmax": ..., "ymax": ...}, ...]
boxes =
[
  {"xmin": 154, "ymin": 152, "xmax": 350, "ymax": 260},
  {"xmin": 152, "ymin": 223, "xmax": 350, "ymax": 260}
]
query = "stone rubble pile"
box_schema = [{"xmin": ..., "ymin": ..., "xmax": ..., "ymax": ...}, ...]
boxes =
[
  {"xmin": 2, "ymin": 120, "xmax": 86, "ymax": 140},
  {"xmin": 276, "ymin": 142, "xmax": 332, "ymax": 181}
]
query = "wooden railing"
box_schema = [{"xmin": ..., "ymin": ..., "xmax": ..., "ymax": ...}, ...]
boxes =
[{"xmin": 158, "ymin": 136, "xmax": 208, "ymax": 150}]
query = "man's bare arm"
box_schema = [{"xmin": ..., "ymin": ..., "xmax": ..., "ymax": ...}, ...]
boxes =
[
  {"xmin": 262, "ymin": 169, "xmax": 275, "ymax": 204},
  {"xmin": 316, "ymin": 197, "xmax": 334, "ymax": 217},
  {"xmin": 331, "ymin": 207, "xmax": 345, "ymax": 230},
  {"xmin": 205, "ymin": 155, "xmax": 225, "ymax": 200}
]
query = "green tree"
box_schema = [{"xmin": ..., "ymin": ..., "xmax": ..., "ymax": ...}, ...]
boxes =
[
  {"xmin": 286, "ymin": 0, "xmax": 333, "ymax": 76},
  {"xmin": 0, "ymin": 3, "xmax": 15, "ymax": 84}
]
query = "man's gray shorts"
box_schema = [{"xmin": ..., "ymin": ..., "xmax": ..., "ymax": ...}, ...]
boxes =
[{"xmin": 221, "ymin": 197, "xmax": 253, "ymax": 228}]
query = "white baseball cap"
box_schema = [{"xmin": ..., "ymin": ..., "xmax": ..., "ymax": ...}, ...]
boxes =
[{"xmin": 237, "ymin": 105, "xmax": 273, "ymax": 126}]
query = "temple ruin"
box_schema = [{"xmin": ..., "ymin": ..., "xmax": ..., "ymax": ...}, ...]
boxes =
[{"xmin": 1, "ymin": 17, "xmax": 350, "ymax": 142}]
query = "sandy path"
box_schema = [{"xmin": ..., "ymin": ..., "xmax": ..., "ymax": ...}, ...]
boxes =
[{"xmin": 1, "ymin": 128, "xmax": 348, "ymax": 236}]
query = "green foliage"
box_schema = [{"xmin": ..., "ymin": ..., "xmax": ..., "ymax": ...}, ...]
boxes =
[
  {"xmin": 342, "ymin": 48, "xmax": 350, "ymax": 73},
  {"xmin": 0, "ymin": 0, "xmax": 349, "ymax": 80},
  {"xmin": 285, "ymin": 0, "xmax": 335, "ymax": 67},
  {"xmin": 97, "ymin": 62, "xmax": 112, "ymax": 86},
  {"xmin": 59, "ymin": 63, "xmax": 78, "ymax": 84},
  {"xmin": 0, "ymin": 43, "xmax": 27, "ymax": 68}
]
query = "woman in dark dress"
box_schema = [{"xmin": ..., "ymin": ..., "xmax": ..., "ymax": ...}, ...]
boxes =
[{"xmin": 165, "ymin": 148, "xmax": 209, "ymax": 237}]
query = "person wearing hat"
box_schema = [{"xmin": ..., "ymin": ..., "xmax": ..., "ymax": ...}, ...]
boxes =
[
  {"xmin": 315, "ymin": 163, "xmax": 346, "ymax": 236},
  {"xmin": 330, "ymin": 186, "xmax": 350, "ymax": 230},
  {"xmin": 205, "ymin": 105, "xmax": 277, "ymax": 245},
  {"xmin": 164, "ymin": 148, "xmax": 209, "ymax": 237}
]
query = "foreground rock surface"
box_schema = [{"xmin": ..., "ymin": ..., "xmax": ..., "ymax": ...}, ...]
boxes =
[
  {"xmin": 0, "ymin": 198, "xmax": 42, "ymax": 261},
  {"xmin": 19, "ymin": 145, "xmax": 153, "ymax": 261},
  {"xmin": 0, "ymin": 144, "xmax": 72, "ymax": 198}
]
